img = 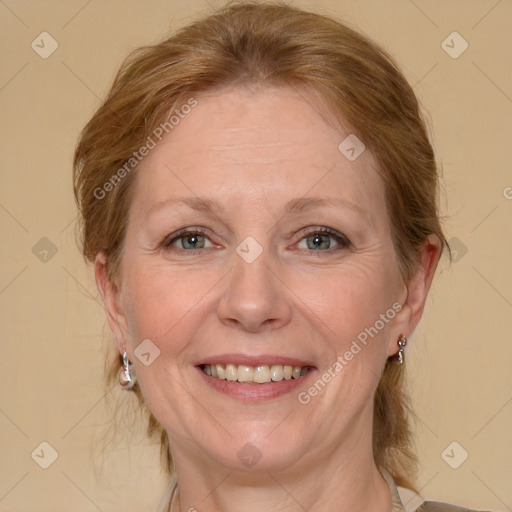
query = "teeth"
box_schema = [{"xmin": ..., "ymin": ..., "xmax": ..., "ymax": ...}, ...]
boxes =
[
  {"xmin": 216, "ymin": 364, "xmax": 225, "ymax": 379},
  {"xmin": 253, "ymin": 365, "xmax": 271, "ymax": 383},
  {"xmin": 202, "ymin": 364, "xmax": 309, "ymax": 383},
  {"xmin": 237, "ymin": 364, "xmax": 254, "ymax": 382},
  {"xmin": 292, "ymin": 366, "xmax": 302, "ymax": 379},
  {"xmin": 225, "ymin": 364, "xmax": 237, "ymax": 381},
  {"xmin": 270, "ymin": 365, "xmax": 283, "ymax": 381}
]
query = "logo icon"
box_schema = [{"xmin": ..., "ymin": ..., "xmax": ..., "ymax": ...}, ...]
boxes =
[
  {"xmin": 31, "ymin": 441, "xmax": 59, "ymax": 469},
  {"xmin": 441, "ymin": 441, "xmax": 468, "ymax": 469},
  {"xmin": 338, "ymin": 134, "xmax": 365, "ymax": 161},
  {"xmin": 447, "ymin": 236, "xmax": 468, "ymax": 263},
  {"xmin": 134, "ymin": 338, "xmax": 161, "ymax": 366},
  {"xmin": 441, "ymin": 32, "xmax": 468, "ymax": 59},
  {"xmin": 31, "ymin": 32, "xmax": 59, "ymax": 59},
  {"xmin": 32, "ymin": 237, "xmax": 58, "ymax": 263},
  {"xmin": 236, "ymin": 236, "xmax": 263, "ymax": 264},
  {"xmin": 237, "ymin": 442, "xmax": 262, "ymax": 468}
]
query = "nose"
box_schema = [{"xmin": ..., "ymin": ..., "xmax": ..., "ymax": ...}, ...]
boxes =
[{"xmin": 216, "ymin": 245, "xmax": 293, "ymax": 333}]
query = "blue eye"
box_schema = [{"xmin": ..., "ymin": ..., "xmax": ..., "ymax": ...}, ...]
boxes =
[
  {"xmin": 297, "ymin": 227, "xmax": 351, "ymax": 252},
  {"xmin": 163, "ymin": 228, "xmax": 213, "ymax": 252},
  {"xmin": 161, "ymin": 226, "xmax": 351, "ymax": 254}
]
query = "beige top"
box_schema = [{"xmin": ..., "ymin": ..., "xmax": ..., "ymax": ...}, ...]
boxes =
[
  {"xmin": 156, "ymin": 468, "xmax": 494, "ymax": 512},
  {"xmin": 379, "ymin": 467, "xmax": 494, "ymax": 512}
]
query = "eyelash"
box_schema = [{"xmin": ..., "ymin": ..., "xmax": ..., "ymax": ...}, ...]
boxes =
[{"xmin": 161, "ymin": 226, "xmax": 351, "ymax": 255}]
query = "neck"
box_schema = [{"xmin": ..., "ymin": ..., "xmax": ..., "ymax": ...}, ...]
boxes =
[{"xmin": 169, "ymin": 433, "xmax": 392, "ymax": 512}]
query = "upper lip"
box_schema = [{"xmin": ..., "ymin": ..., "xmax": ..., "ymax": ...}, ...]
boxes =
[{"xmin": 197, "ymin": 354, "xmax": 316, "ymax": 368}]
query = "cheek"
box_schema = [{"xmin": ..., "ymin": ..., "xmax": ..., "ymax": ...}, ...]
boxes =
[
  {"xmin": 123, "ymin": 260, "xmax": 205, "ymax": 340},
  {"xmin": 293, "ymin": 261, "xmax": 396, "ymax": 344},
  {"xmin": 120, "ymin": 263, "xmax": 202, "ymax": 427}
]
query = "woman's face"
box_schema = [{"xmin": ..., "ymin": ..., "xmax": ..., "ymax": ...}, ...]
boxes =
[{"xmin": 98, "ymin": 85, "xmax": 432, "ymax": 475}]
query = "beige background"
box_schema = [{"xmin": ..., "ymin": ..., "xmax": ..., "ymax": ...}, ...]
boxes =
[{"xmin": 1, "ymin": 0, "xmax": 511, "ymax": 510}]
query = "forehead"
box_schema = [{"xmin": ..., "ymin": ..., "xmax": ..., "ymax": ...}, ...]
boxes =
[{"xmin": 131, "ymin": 85, "xmax": 386, "ymax": 226}]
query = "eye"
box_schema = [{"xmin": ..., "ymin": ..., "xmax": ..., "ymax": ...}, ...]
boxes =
[
  {"xmin": 296, "ymin": 227, "xmax": 351, "ymax": 252},
  {"xmin": 162, "ymin": 227, "xmax": 215, "ymax": 253},
  {"xmin": 160, "ymin": 226, "xmax": 351, "ymax": 255}
]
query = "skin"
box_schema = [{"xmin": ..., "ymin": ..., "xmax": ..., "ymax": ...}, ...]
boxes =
[{"xmin": 95, "ymin": 84, "xmax": 442, "ymax": 512}]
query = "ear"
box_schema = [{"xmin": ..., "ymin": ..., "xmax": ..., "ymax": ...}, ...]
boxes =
[
  {"xmin": 94, "ymin": 251, "xmax": 129, "ymax": 355},
  {"xmin": 387, "ymin": 234, "xmax": 443, "ymax": 357}
]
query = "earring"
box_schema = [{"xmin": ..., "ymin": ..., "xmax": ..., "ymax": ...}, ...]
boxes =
[
  {"xmin": 118, "ymin": 348, "xmax": 136, "ymax": 389},
  {"xmin": 397, "ymin": 335, "xmax": 407, "ymax": 364}
]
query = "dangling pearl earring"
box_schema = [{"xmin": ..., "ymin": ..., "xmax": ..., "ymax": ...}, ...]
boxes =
[
  {"xmin": 118, "ymin": 348, "xmax": 136, "ymax": 389},
  {"xmin": 397, "ymin": 334, "xmax": 408, "ymax": 364}
]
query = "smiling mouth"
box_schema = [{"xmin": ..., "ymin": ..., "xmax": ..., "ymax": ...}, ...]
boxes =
[{"xmin": 199, "ymin": 363, "xmax": 312, "ymax": 384}]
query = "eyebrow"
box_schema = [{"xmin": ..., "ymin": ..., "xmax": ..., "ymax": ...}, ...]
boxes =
[{"xmin": 146, "ymin": 195, "xmax": 366, "ymax": 219}]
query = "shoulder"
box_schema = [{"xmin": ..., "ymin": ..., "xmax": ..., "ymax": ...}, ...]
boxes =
[{"xmin": 414, "ymin": 499, "xmax": 495, "ymax": 512}]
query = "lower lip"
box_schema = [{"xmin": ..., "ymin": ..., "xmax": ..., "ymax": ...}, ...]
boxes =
[{"xmin": 196, "ymin": 366, "xmax": 317, "ymax": 401}]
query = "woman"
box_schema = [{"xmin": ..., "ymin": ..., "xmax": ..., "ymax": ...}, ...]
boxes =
[{"xmin": 73, "ymin": 1, "xmax": 493, "ymax": 511}]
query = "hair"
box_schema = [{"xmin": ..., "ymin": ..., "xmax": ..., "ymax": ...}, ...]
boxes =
[{"xmin": 73, "ymin": 0, "xmax": 451, "ymax": 495}]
